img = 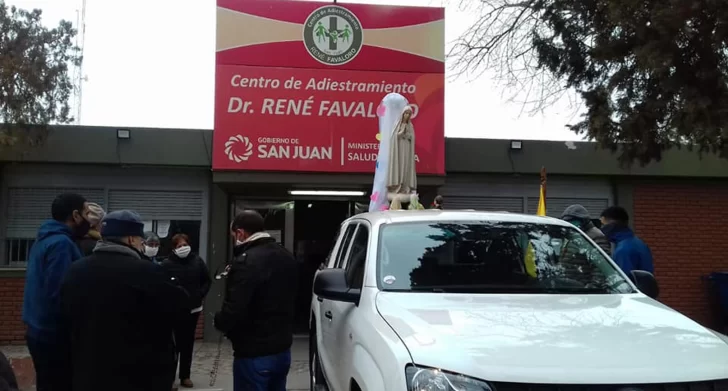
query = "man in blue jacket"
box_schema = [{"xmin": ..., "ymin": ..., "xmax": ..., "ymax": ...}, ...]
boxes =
[
  {"xmin": 600, "ymin": 206, "xmax": 654, "ymax": 277},
  {"xmin": 22, "ymin": 193, "xmax": 90, "ymax": 391}
]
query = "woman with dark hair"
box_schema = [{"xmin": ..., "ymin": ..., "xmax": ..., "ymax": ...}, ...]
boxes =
[
  {"xmin": 431, "ymin": 195, "xmax": 444, "ymax": 210},
  {"xmin": 160, "ymin": 234, "xmax": 211, "ymax": 388}
]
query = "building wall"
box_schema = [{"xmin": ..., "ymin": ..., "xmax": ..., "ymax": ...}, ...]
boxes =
[
  {"xmin": 632, "ymin": 181, "xmax": 728, "ymax": 327},
  {"xmin": 0, "ymin": 274, "xmax": 24, "ymax": 344},
  {"xmin": 440, "ymin": 174, "xmax": 614, "ymax": 216}
]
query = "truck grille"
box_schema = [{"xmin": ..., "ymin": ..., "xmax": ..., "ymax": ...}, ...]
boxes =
[{"xmin": 491, "ymin": 380, "xmax": 728, "ymax": 391}]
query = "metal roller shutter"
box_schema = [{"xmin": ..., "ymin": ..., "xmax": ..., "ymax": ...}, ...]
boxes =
[
  {"xmin": 6, "ymin": 187, "xmax": 106, "ymax": 238},
  {"xmin": 108, "ymin": 190, "xmax": 203, "ymax": 220},
  {"xmin": 446, "ymin": 196, "xmax": 524, "ymax": 213},
  {"xmin": 526, "ymin": 197, "xmax": 609, "ymax": 218}
]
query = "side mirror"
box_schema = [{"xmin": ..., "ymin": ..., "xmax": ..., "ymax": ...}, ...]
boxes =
[
  {"xmin": 630, "ymin": 270, "xmax": 659, "ymax": 299},
  {"xmin": 313, "ymin": 269, "xmax": 361, "ymax": 305}
]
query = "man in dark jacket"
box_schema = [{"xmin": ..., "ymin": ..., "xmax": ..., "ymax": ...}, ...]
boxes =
[
  {"xmin": 561, "ymin": 204, "xmax": 611, "ymax": 254},
  {"xmin": 214, "ymin": 210, "xmax": 298, "ymax": 391},
  {"xmin": 60, "ymin": 210, "xmax": 188, "ymax": 391},
  {"xmin": 22, "ymin": 193, "xmax": 90, "ymax": 391},
  {"xmin": 600, "ymin": 206, "xmax": 654, "ymax": 276}
]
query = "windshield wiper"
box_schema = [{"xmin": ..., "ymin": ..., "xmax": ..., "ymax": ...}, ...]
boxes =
[{"xmin": 405, "ymin": 284, "xmax": 612, "ymax": 294}]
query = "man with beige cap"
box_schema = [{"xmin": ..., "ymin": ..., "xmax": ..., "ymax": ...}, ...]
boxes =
[{"xmin": 76, "ymin": 202, "xmax": 106, "ymax": 256}]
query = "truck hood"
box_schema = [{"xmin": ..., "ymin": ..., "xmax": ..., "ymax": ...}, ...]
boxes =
[{"xmin": 375, "ymin": 292, "xmax": 728, "ymax": 384}]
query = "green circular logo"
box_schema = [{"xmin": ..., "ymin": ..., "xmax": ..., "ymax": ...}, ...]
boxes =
[{"xmin": 303, "ymin": 5, "xmax": 364, "ymax": 66}]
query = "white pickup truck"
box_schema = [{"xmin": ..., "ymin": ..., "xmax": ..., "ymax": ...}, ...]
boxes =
[{"xmin": 309, "ymin": 210, "xmax": 728, "ymax": 391}]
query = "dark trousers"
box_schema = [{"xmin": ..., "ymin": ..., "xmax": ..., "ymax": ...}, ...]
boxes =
[
  {"xmin": 25, "ymin": 335, "xmax": 71, "ymax": 391},
  {"xmin": 233, "ymin": 349, "xmax": 291, "ymax": 391},
  {"xmin": 173, "ymin": 311, "xmax": 200, "ymax": 380}
]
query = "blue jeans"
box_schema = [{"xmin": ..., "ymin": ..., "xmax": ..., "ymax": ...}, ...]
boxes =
[{"xmin": 233, "ymin": 349, "xmax": 291, "ymax": 391}]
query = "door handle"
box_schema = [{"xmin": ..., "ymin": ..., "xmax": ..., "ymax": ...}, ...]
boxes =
[
  {"xmin": 317, "ymin": 296, "xmax": 323, "ymax": 302},
  {"xmin": 324, "ymin": 311, "xmax": 333, "ymax": 320}
]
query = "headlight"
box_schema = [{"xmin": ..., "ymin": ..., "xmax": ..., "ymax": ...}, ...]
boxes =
[{"xmin": 406, "ymin": 365, "xmax": 493, "ymax": 391}]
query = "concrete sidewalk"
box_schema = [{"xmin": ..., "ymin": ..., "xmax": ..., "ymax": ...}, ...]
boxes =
[{"xmin": 1, "ymin": 337, "xmax": 309, "ymax": 391}]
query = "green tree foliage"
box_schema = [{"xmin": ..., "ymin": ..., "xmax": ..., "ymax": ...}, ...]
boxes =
[
  {"xmin": 0, "ymin": 0, "xmax": 80, "ymax": 148},
  {"xmin": 451, "ymin": 0, "xmax": 728, "ymax": 165}
]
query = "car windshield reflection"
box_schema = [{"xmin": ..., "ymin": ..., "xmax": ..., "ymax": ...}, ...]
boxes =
[{"xmin": 377, "ymin": 221, "xmax": 634, "ymax": 294}]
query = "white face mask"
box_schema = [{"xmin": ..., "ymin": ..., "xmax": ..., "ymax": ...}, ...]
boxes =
[
  {"xmin": 174, "ymin": 245, "xmax": 191, "ymax": 259},
  {"xmin": 143, "ymin": 245, "xmax": 159, "ymax": 257}
]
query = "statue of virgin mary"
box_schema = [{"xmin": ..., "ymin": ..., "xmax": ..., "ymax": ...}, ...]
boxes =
[{"xmin": 387, "ymin": 105, "xmax": 417, "ymax": 194}]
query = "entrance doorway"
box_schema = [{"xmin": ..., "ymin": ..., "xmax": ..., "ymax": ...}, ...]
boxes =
[
  {"xmin": 232, "ymin": 198, "xmax": 358, "ymax": 333},
  {"xmin": 293, "ymin": 200, "xmax": 350, "ymax": 332}
]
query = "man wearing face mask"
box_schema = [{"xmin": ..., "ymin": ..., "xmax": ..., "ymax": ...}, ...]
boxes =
[
  {"xmin": 160, "ymin": 233, "xmax": 211, "ymax": 388},
  {"xmin": 60, "ymin": 210, "xmax": 188, "ymax": 391},
  {"xmin": 143, "ymin": 231, "xmax": 162, "ymax": 264},
  {"xmin": 23, "ymin": 193, "xmax": 89, "ymax": 391},
  {"xmin": 561, "ymin": 204, "xmax": 611, "ymax": 255},
  {"xmin": 215, "ymin": 210, "xmax": 298, "ymax": 391},
  {"xmin": 600, "ymin": 206, "xmax": 654, "ymax": 276}
]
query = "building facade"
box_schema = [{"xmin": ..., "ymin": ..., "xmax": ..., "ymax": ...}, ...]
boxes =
[{"xmin": 1, "ymin": 126, "xmax": 727, "ymax": 344}]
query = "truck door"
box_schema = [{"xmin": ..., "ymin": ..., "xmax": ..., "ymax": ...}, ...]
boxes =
[{"xmin": 318, "ymin": 222, "xmax": 357, "ymax": 388}]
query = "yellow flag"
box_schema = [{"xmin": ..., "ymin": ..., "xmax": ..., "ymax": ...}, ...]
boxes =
[
  {"xmin": 525, "ymin": 188, "xmax": 544, "ymax": 277},
  {"xmin": 536, "ymin": 186, "xmax": 546, "ymax": 216},
  {"xmin": 526, "ymin": 168, "xmax": 547, "ymax": 278}
]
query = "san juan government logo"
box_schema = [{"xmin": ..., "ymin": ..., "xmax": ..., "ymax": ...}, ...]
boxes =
[
  {"xmin": 225, "ymin": 135, "xmax": 253, "ymax": 163},
  {"xmin": 303, "ymin": 5, "xmax": 363, "ymax": 66}
]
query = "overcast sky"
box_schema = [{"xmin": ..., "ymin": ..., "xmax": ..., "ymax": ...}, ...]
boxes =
[{"xmin": 10, "ymin": 0, "xmax": 584, "ymax": 140}]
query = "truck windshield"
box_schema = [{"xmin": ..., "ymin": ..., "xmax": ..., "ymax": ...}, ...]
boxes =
[{"xmin": 377, "ymin": 221, "xmax": 634, "ymax": 294}]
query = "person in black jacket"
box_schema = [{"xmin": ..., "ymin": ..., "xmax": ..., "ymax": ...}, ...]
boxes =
[
  {"xmin": 60, "ymin": 210, "xmax": 188, "ymax": 391},
  {"xmin": 160, "ymin": 233, "xmax": 211, "ymax": 389},
  {"xmin": 214, "ymin": 210, "xmax": 298, "ymax": 391}
]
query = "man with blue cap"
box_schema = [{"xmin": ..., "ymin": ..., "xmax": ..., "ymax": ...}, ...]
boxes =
[{"xmin": 60, "ymin": 210, "xmax": 188, "ymax": 391}]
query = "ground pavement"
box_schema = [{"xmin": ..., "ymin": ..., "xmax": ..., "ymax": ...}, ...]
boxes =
[{"xmin": 1, "ymin": 337, "xmax": 310, "ymax": 391}]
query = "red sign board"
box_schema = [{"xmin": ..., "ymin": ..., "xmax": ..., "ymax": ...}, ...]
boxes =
[
  {"xmin": 214, "ymin": 65, "xmax": 444, "ymax": 174},
  {"xmin": 214, "ymin": 0, "xmax": 445, "ymax": 174}
]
